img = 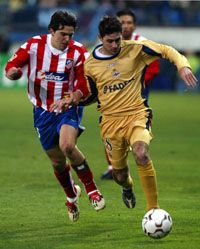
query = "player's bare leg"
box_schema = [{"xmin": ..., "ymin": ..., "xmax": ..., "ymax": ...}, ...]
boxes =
[
  {"xmin": 59, "ymin": 124, "xmax": 105, "ymax": 211},
  {"xmin": 46, "ymin": 146, "xmax": 80, "ymax": 222}
]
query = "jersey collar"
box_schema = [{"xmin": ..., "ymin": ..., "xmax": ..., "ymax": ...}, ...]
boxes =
[{"xmin": 93, "ymin": 44, "xmax": 121, "ymax": 60}]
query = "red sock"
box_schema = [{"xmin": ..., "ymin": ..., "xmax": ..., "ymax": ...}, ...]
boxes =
[
  {"xmin": 54, "ymin": 165, "xmax": 76, "ymax": 198},
  {"xmin": 72, "ymin": 160, "xmax": 97, "ymax": 195}
]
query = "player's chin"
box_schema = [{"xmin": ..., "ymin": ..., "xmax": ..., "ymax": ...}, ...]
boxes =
[
  {"xmin": 122, "ymin": 32, "xmax": 131, "ymax": 39},
  {"xmin": 110, "ymin": 49, "xmax": 119, "ymax": 55},
  {"xmin": 60, "ymin": 44, "xmax": 68, "ymax": 50}
]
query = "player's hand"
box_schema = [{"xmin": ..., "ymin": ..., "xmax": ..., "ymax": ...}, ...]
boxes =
[
  {"xmin": 6, "ymin": 67, "xmax": 22, "ymax": 80},
  {"xmin": 62, "ymin": 91, "xmax": 83, "ymax": 106},
  {"xmin": 49, "ymin": 91, "xmax": 83, "ymax": 114},
  {"xmin": 71, "ymin": 90, "xmax": 83, "ymax": 105},
  {"xmin": 179, "ymin": 67, "xmax": 198, "ymax": 88},
  {"xmin": 49, "ymin": 98, "xmax": 70, "ymax": 114}
]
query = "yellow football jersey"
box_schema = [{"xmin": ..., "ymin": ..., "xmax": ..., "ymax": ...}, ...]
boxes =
[{"xmin": 84, "ymin": 40, "xmax": 190, "ymax": 116}]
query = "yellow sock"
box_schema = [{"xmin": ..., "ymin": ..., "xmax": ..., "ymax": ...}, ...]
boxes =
[{"xmin": 138, "ymin": 160, "xmax": 159, "ymax": 210}]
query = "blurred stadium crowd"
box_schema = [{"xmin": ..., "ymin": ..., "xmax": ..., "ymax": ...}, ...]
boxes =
[{"xmin": 0, "ymin": 0, "xmax": 200, "ymax": 92}]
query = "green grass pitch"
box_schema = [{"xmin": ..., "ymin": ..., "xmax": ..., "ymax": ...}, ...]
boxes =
[{"xmin": 0, "ymin": 89, "xmax": 200, "ymax": 249}]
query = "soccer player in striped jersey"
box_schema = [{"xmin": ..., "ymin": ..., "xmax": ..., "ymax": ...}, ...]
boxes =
[
  {"xmin": 101, "ymin": 9, "xmax": 160, "ymax": 180},
  {"xmin": 5, "ymin": 10, "xmax": 105, "ymax": 222}
]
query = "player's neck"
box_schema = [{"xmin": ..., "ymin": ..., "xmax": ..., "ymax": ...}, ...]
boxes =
[
  {"xmin": 51, "ymin": 38, "xmax": 68, "ymax": 51},
  {"xmin": 123, "ymin": 35, "xmax": 132, "ymax": 40},
  {"xmin": 99, "ymin": 47, "xmax": 113, "ymax": 56},
  {"xmin": 99, "ymin": 47, "xmax": 109, "ymax": 55}
]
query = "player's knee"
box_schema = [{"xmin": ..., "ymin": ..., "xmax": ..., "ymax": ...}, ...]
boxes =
[
  {"xmin": 134, "ymin": 151, "xmax": 149, "ymax": 165},
  {"xmin": 135, "ymin": 155, "xmax": 149, "ymax": 166},
  {"xmin": 113, "ymin": 168, "xmax": 129, "ymax": 185},
  {"xmin": 132, "ymin": 143, "xmax": 150, "ymax": 166},
  {"xmin": 60, "ymin": 142, "xmax": 75, "ymax": 157}
]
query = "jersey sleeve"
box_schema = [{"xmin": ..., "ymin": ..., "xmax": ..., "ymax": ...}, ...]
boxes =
[
  {"xmin": 5, "ymin": 41, "xmax": 30, "ymax": 77},
  {"xmin": 79, "ymin": 75, "xmax": 98, "ymax": 106},
  {"xmin": 141, "ymin": 40, "xmax": 191, "ymax": 71},
  {"xmin": 73, "ymin": 47, "xmax": 90, "ymax": 98},
  {"xmin": 78, "ymin": 61, "xmax": 98, "ymax": 106}
]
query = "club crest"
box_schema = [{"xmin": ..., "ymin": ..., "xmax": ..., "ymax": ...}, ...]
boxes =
[
  {"xmin": 112, "ymin": 70, "xmax": 121, "ymax": 77},
  {"xmin": 65, "ymin": 59, "xmax": 73, "ymax": 69}
]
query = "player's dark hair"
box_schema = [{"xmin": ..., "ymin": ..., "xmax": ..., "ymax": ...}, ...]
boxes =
[
  {"xmin": 48, "ymin": 10, "xmax": 77, "ymax": 31},
  {"xmin": 116, "ymin": 9, "xmax": 137, "ymax": 24},
  {"xmin": 98, "ymin": 16, "xmax": 122, "ymax": 38}
]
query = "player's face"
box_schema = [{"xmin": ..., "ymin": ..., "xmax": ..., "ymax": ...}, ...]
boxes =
[
  {"xmin": 118, "ymin": 15, "xmax": 135, "ymax": 40},
  {"xmin": 100, "ymin": 33, "xmax": 122, "ymax": 55},
  {"xmin": 50, "ymin": 25, "xmax": 75, "ymax": 51}
]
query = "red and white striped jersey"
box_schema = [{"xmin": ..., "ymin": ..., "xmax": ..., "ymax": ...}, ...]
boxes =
[
  {"xmin": 131, "ymin": 32, "xmax": 146, "ymax": 41},
  {"xmin": 5, "ymin": 34, "xmax": 90, "ymax": 110}
]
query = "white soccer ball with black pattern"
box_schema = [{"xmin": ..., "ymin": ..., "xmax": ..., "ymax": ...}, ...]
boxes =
[{"xmin": 142, "ymin": 208, "xmax": 173, "ymax": 239}]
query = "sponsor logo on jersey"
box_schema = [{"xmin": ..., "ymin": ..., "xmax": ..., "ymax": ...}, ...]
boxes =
[
  {"xmin": 37, "ymin": 71, "xmax": 69, "ymax": 81},
  {"xmin": 103, "ymin": 76, "xmax": 135, "ymax": 94}
]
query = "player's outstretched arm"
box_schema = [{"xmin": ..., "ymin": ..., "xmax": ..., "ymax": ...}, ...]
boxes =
[
  {"xmin": 179, "ymin": 67, "xmax": 198, "ymax": 88},
  {"xmin": 6, "ymin": 67, "xmax": 22, "ymax": 80}
]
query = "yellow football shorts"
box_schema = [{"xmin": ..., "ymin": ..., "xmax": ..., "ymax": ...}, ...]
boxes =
[{"xmin": 100, "ymin": 113, "xmax": 153, "ymax": 169}]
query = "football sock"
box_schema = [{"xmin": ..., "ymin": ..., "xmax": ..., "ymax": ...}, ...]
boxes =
[
  {"xmin": 54, "ymin": 165, "xmax": 77, "ymax": 199},
  {"xmin": 137, "ymin": 160, "xmax": 159, "ymax": 210},
  {"xmin": 72, "ymin": 160, "xmax": 97, "ymax": 194}
]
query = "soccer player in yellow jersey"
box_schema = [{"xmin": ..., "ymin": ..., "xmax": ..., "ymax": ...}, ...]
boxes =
[
  {"xmin": 51, "ymin": 16, "xmax": 197, "ymax": 211},
  {"xmin": 101, "ymin": 9, "xmax": 160, "ymax": 180}
]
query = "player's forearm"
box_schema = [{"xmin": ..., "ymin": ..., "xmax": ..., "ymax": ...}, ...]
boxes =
[
  {"xmin": 74, "ymin": 80, "xmax": 90, "ymax": 100},
  {"xmin": 142, "ymin": 40, "xmax": 191, "ymax": 72},
  {"xmin": 160, "ymin": 44, "xmax": 191, "ymax": 71},
  {"xmin": 78, "ymin": 75, "xmax": 98, "ymax": 106},
  {"xmin": 78, "ymin": 93, "xmax": 97, "ymax": 106},
  {"xmin": 5, "ymin": 66, "xmax": 23, "ymax": 80},
  {"xmin": 5, "ymin": 49, "xmax": 29, "ymax": 80}
]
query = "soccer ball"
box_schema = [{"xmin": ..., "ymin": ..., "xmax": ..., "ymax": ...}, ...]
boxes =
[{"xmin": 142, "ymin": 208, "xmax": 173, "ymax": 239}]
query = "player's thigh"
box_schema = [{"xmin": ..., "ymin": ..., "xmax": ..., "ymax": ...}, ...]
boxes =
[
  {"xmin": 59, "ymin": 124, "xmax": 78, "ymax": 148},
  {"xmin": 103, "ymin": 137, "xmax": 129, "ymax": 170},
  {"xmin": 129, "ymin": 126, "xmax": 152, "ymax": 146}
]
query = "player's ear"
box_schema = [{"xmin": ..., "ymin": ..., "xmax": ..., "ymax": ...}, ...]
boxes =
[{"xmin": 49, "ymin": 28, "xmax": 55, "ymax": 35}]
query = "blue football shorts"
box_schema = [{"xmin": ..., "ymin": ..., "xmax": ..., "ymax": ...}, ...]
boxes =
[{"xmin": 33, "ymin": 106, "xmax": 85, "ymax": 151}]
